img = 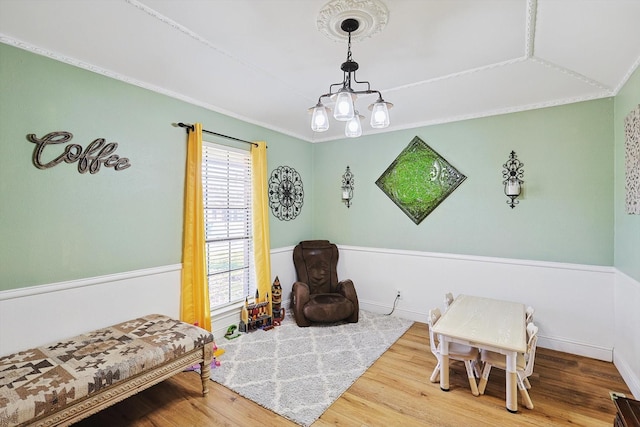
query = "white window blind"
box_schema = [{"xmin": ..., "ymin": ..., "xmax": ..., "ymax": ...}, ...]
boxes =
[{"xmin": 202, "ymin": 142, "xmax": 255, "ymax": 310}]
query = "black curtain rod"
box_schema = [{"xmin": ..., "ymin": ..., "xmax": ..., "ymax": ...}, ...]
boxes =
[{"xmin": 176, "ymin": 122, "xmax": 258, "ymax": 147}]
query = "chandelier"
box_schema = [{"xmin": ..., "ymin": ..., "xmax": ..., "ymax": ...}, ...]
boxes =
[{"xmin": 309, "ymin": 18, "xmax": 393, "ymax": 138}]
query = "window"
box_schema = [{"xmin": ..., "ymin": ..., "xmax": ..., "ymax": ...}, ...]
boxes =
[{"xmin": 202, "ymin": 141, "xmax": 255, "ymax": 310}]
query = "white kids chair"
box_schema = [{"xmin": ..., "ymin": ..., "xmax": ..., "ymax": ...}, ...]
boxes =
[{"xmin": 427, "ymin": 307, "xmax": 480, "ymax": 396}]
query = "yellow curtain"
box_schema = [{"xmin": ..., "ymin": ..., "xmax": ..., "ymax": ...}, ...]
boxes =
[
  {"xmin": 251, "ymin": 141, "xmax": 271, "ymax": 310},
  {"xmin": 180, "ymin": 123, "xmax": 212, "ymax": 331}
]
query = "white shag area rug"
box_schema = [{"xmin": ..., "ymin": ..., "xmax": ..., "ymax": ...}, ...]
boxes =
[{"xmin": 210, "ymin": 310, "xmax": 413, "ymax": 426}]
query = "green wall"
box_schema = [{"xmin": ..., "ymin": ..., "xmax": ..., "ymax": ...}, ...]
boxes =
[
  {"xmin": 614, "ymin": 66, "xmax": 640, "ymax": 282},
  {"xmin": 1, "ymin": 41, "xmax": 632, "ymax": 290},
  {"xmin": 0, "ymin": 43, "xmax": 312, "ymax": 291},
  {"xmin": 312, "ymin": 99, "xmax": 615, "ymax": 266}
]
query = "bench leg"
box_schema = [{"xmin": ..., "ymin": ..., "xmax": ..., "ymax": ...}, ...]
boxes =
[{"xmin": 200, "ymin": 344, "xmax": 214, "ymax": 396}]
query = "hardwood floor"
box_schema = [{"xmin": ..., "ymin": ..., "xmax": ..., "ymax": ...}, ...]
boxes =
[{"xmin": 75, "ymin": 322, "xmax": 633, "ymax": 426}]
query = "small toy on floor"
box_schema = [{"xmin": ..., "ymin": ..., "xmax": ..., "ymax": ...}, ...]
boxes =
[
  {"xmin": 183, "ymin": 359, "xmax": 219, "ymax": 372},
  {"xmin": 211, "ymin": 343, "xmax": 223, "ymax": 367},
  {"xmin": 184, "ymin": 343, "xmax": 222, "ymax": 371},
  {"xmin": 224, "ymin": 324, "xmax": 241, "ymax": 340}
]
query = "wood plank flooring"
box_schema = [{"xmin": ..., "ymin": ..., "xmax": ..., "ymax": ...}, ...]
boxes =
[{"xmin": 75, "ymin": 322, "xmax": 633, "ymax": 426}]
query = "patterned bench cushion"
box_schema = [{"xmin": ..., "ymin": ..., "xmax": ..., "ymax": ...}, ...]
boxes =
[{"xmin": 0, "ymin": 314, "xmax": 213, "ymax": 427}]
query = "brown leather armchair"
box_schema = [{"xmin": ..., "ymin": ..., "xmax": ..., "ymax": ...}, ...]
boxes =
[{"xmin": 291, "ymin": 240, "xmax": 359, "ymax": 327}]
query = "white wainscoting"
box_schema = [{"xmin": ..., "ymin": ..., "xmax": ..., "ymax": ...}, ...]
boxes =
[
  {"xmin": 336, "ymin": 245, "xmax": 616, "ymax": 362},
  {"xmin": 614, "ymin": 270, "xmax": 640, "ymax": 398},
  {"xmin": 0, "ymin": 265, "xmax": 181, "ymax": 356},
  {"xmin": 2, "ymin": 246, "xmax": 637, "ymax": 397}
]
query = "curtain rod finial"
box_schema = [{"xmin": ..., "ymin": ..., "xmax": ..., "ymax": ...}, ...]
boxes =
[{"xmin": 175, "ymin": 122, "xmax": 195, "ymax": 132}]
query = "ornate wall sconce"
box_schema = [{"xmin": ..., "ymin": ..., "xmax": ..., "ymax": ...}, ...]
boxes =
[
  {"xmin": 502, "ymin": 151, "xmax": 524, "ymax": 208},
  {"xmin": 341, "ymin": 166, "xmax": 354, "ymax": 208}
]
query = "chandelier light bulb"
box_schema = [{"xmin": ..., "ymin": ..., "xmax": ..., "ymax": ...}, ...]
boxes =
[
  {"xmin": 369, "ymin": 99, "xmax": 392, "ymax": 129},
  {"xmin": 334, "ymin": 90, "xmax": 355, "ymax": 121},
  {"xmin": 311, "ymin": 105, "xmax": 329, "ymax": 132},
  {"xmin": 345, "ymin": 112, "xmax": 362, "ymax": 138}
]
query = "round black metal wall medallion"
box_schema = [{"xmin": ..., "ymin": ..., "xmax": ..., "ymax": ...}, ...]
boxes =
[{"xmin": 268, "ymin": 166, "xmax": 304, "ymax": 221}]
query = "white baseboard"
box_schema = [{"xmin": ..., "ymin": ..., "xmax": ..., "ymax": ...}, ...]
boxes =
[
  {"xmin": 614, "ymin": 351, "xmax": 640, "ymax": 399},
  {"xmin": 536, "ymin": 336, "xmax": 613, "ymax": 362},
  {"xmin": 216, "ymin": 299, "xmax": 614, "ymax": 365}
]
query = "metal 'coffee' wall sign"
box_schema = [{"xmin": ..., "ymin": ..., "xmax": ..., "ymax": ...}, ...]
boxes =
[{"xmin": 27, "ymin": 131, "xmax": 131, "ymax": 174}]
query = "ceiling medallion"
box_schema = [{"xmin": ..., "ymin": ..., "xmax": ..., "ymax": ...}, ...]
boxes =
[{"xmin": 317, "ymin": 0, "xmax": 389, "ymax": 43}]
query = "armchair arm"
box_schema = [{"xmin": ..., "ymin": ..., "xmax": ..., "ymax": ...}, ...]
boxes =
[
  {"xmin": 292, "ymin": 281, "xmax": 311, "ymax": 327},
  {"xmin": 337, "ymin": 279, "xmax": 359, "ymax": 322}
]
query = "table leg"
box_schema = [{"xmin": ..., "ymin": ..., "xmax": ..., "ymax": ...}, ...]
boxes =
[
  {"xmin": 506, "ymin": 350, "xmax": 518, "ymax": 412},
  {"xmin": 440, "ymin": 336, "xmax": 450, "ymax": 392}
]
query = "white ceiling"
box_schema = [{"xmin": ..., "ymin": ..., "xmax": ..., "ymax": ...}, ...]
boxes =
[{"xmin": 1, "ymin": 0, "xmax": 639, "ymax": 143}]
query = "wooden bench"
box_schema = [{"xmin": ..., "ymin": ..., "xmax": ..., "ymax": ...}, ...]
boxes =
[{"xmin": 0, "ymin": 314, "xmax": 214, "ymax": 427}]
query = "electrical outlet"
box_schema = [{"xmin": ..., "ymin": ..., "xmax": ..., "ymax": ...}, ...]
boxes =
[
  {"xmin": 609, "ymin": 391, "xmax": 626, "ymax": 400},
  {"xmin": 396, "ymin": 290, "xmax": 402, "ymax": 299}
]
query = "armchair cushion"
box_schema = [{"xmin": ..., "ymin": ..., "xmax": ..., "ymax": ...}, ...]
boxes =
[{"xmin": 304, "ymin": 293, "xmax": 354, "ymax": 322}]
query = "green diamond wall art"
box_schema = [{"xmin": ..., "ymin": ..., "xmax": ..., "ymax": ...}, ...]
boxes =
[{"xmin": 376, "ymin": 136, "xmax": 466, "ymax": 225}]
